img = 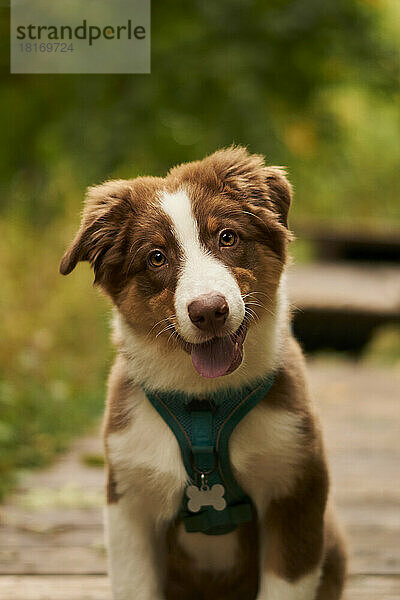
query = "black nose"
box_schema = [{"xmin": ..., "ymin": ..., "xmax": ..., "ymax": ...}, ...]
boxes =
[{"xmin": 188, "ymin": 293, "xmax": 229, "ymax": 332}]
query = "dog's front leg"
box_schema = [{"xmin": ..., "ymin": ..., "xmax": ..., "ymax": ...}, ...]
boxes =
[
  {"xmin": 106, "ymin": 496, "xmax": 165, "ymax": 600},
  {"xmin": 257, "ymin": 566, "xmax": 322, "ymax": 600},
  {"xmin": 256, "ymin": 465, "xmax": 327, "ymax": 600}
]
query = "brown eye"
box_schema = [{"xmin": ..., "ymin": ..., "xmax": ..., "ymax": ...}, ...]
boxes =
[
  {"xmin": 219, "ymin": 229, "xmax": 237, "ymax": 247},
  {"xmin": 148, "ymin": 250, "xmax": 167, "ymax": 268}
]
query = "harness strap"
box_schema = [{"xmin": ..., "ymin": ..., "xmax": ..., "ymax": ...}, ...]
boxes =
[{"xmin": 144, "ymin": 374, "xmax": 275, "ymax": 535}]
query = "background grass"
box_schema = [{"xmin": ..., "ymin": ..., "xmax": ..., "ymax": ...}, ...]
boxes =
[{"xmin": 0, "ymin": 0, "xmax": 399, "ymax": 499}]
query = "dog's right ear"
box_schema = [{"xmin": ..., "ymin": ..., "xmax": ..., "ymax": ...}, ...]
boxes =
[{"xmin": 59, "ymin": 180, "xmax": 133, "ymax": 282}]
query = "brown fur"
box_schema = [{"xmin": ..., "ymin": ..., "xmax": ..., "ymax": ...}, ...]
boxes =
[
  {"xmin": 106, "ymin": 466, "xmax": 121, "ymax": 504},
  {"xmin": 103, "ymin": 356, "xmax": 138, "ymax": 435},
  {"xmin": 165, "ymin": 515, "xmax": 259, "ymax": 600},
  {"xmin": 316, "ymin": 512, "xmax": 347, "ymax": 600},
  {"xmin": 265, "ymin": 458, "xmax": 328, "ymax": 581},
  {"xmin": 103, "ymin": 357, "xmax": 137, "ymax": 504}
]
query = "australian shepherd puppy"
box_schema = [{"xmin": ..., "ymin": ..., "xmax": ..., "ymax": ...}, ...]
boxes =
[{"xmin": 60, "ymin": 147, "xmax": 346, "ymax": 600}]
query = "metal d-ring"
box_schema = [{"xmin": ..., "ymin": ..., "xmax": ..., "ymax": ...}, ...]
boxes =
[{"xmin": 190, "ymin": 449, "xmax": 218, "ymax": 485}]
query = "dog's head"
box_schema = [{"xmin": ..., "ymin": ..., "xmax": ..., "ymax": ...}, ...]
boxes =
[{"xmin": 60, "ymin": 147, "xmax": 292, "ymax": 379}]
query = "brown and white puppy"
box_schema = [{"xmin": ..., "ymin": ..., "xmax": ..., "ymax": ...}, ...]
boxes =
[{"xmin": 60, "ymin": 147, "xmax": 346, "ymax": 600}]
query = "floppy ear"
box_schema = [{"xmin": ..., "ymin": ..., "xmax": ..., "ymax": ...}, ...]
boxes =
[
  {"xmin": 59, "ymin": 179, "xmax": 133, "ymax": 283},
  {"xmin": 263, "ymin": 165, "xmax": 292, "ymax": 228},
  {"xmin": 207, "ymin": 146, "xmax": 293, "ymax": 228}
]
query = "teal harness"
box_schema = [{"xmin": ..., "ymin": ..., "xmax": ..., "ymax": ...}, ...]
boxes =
[{"xmin": 144, "ymin": 374, "xmax": 275, "ymax": 536}]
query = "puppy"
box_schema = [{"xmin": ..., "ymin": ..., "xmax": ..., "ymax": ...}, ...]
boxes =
[{"xmin": 60, "ymin": 147, "xmax": 346, "ymax": 600}]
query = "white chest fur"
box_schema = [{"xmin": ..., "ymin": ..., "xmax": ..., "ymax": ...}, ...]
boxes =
[
  {"xmin": 230, "ymin": 402, "xmax": 304, "ymax": 514},
  {"xmin": 107, "ymin": 388, "xmax": 187, "ymax": 521}
]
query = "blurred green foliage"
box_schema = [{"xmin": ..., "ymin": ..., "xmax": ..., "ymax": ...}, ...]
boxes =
[
  {"xmin": 363, "ymin": 325, "xmax": 400, "ymax": 367},
  {"xmin": 1, "ymin": 0, "xmax": 400, "ymax": 226},
  {"xmin": 0, "ymin": 220, "xmax": 111, "ymax": 497},
  {"xmin": 0, "ymin": 0, "xmax": 399, "ymax": 497}
]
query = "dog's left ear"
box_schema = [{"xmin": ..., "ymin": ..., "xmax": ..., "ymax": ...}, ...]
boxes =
[
  {"xmin": 60, "ymin": 179, "xmax": 133, "ymax": 284},
  {"xmin": 208, "ymin": 146, "xmax": 293, "ymax": 229},
  {"xmin": 262, "ymin": 165, "xmax": 292, "ymax": 228}
]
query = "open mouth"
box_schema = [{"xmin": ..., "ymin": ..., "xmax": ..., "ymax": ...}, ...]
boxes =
[{"xmin": 183, "ymin": 320, "xmax": 248, "ymax": 379}]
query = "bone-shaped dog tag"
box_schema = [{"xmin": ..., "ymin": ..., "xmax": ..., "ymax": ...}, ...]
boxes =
[{"xmin": 186, "ymin": 484, "xmax": 227, "ymax": 512}]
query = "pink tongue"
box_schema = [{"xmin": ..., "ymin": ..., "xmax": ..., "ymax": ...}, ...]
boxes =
[{"xmin": 191, "ymin": 336, "xmax": 243, "ymax": 379}]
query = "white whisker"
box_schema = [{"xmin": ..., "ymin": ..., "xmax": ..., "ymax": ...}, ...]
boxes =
[{"xmin": 155, "ymin": 323, "xmax": 176, "ymax": 339}]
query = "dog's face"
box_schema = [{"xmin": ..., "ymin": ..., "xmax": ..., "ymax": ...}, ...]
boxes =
[{"xmin": 61, "ymin": 147, "xmax": 292, "ymax": 379}]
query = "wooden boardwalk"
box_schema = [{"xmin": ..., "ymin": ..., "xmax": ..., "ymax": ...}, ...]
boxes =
[
  {"xmin": 288, "ymin": 263, "xmax": 400, "ymax": 316},
  {"xmin": 0, "ymin": 360, "xmax": 399, "ymax": 599},
  {"xmin": 288, "ymin": 263, "xmax": 400, "ymax": 352}
]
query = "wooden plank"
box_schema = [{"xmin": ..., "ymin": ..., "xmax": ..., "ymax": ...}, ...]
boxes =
[
  {"xmin": 0, "ymin": 526, "xmax": 397, "ymax": 577},
  {"xmin": 0, "ymin": 547, "xmax": 106, "ymax": 576},
  {"xmin": 294, "ymin": 222, "xmax": 400, "ymax": 262},
  {"xmin": 0, "ymin": 575, "xmax": 399, "ymax": 600},
  {"xmin": 0, "ymin": 526, "xmax": 103, "ymax": 548},
  {"xmin": 345, "ymin": 575, "xmax": 400, "ymax": 600},
  {"xmin": 0, "ymin": 575, "xmax": 110, "ymax": 600},
  {"xmin": 0, "ymin": 507, "xmax": 102, "ymax": 533},
  {"xmin": 311, "ymin": 361, "xmax": 400, "ymax": 576},
  {"xmin": 0, "ymin": 525, "xmax": 397, "ymax": 576},
  {"xmin": 288, "ymin": 264, "xmax": 400, "ymax": 351},
  {"xmin": 287, "ymin": 263, "xmax": 400, "ymax": 315}
]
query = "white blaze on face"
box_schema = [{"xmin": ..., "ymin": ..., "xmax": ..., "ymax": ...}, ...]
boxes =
[{"xmin": 160, "ymin": 188, "xmax": 245, "ymax": 344}]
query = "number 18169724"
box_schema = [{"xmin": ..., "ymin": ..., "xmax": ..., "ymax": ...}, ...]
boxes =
[{"xmin": 19, "ymin": 42, "xmax": 74, "ymax": 53}]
